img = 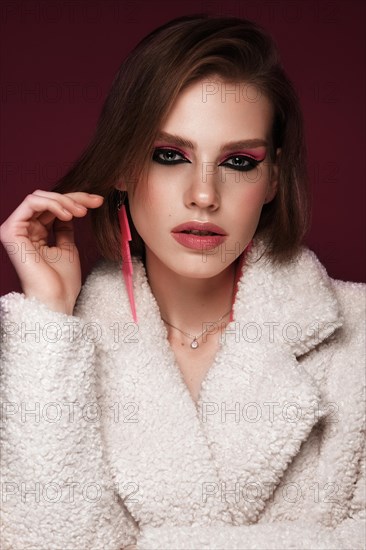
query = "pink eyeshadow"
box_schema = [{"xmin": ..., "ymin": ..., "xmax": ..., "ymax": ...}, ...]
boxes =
[
  {"xmin": 153, "ymin": 143, "xmax": 189, "ymax": 157},
  {"xmin": 221, "ymin": 146, "xmax": 267, "ymax": 162}
]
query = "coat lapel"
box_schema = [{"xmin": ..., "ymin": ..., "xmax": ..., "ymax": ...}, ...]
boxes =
[
  {"xmin": 195, "ymin": 336, "xmax": 325, "ymax": 524},
  {"xmin": 85, "ymin": 238, "xmax": 343, "ymax": 527},
  {"xmin": 195, "ymin": 238, "xmax": 344, "ymax": 523},
  {"xmin": 92, "ymin": 261, "xmax": 232, "ymax": 528}
]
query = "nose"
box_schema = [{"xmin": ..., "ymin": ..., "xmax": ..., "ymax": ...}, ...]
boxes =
[{"xmin": 184, "ymin": 163, "xmax": 220, "ymax": 211}]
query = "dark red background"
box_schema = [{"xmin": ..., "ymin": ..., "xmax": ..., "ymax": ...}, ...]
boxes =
[{"xmin": 1, "ymin": 0, "xmax": 365, "ymax": 295}]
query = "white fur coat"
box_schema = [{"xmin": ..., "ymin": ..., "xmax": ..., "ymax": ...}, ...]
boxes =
[{"xmin": 1, "ymin": 239, "xmax": 365, "ymax": 549}]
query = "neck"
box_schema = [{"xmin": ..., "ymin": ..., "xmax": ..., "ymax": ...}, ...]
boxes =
[{"xmin": 145, "ymin": 251, "xmax": 236, "ymax": 336}]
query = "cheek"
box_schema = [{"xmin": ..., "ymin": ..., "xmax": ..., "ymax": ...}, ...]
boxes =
[
  {"xmin": 128, "ymin": 182, "xmax": 172, "ymax": 240},
  {"xmin": 223, "ymin": 162, "xmax": 271, "ymax": 196},
  {"xmin": 135, "ymin": 172, "xmax": 181, "ymax": 221},
  {"xmin": 224, "ymin": 183, "xmax": 268, "ymax": 239},
  {"xmin": 227, "ymin": 180, "xmax": 268, "ymax": 216},
  {"xmin": 127, "ymin": 189, "xmax": 149, "ymax": 236}
]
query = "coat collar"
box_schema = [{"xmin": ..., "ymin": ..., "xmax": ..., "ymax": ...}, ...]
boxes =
[
  {"xmin": 101, "ymin": 235, "xmax": 343, "ymax": 355},
  {"xmin": 116, "ymin": 235, "xmax": 343, "ymax": 358},
  {"xmin": 82, "ymin": 238, "xmax": 344, "ymax": 527},
  {"xmin": 231, "ymin": 237, "xmax": 343, "ymax": 357}
]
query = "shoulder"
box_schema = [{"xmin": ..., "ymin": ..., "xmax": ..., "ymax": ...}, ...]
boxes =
[
  {"xmin": 296, "ymin": 247, "xmax": 366, "ymax": 335},
  {"xmin": 239, "ymin": 239, "xmax": 365, "ymax": 358},
  {"xmin": 244, "ymin": 240, "xmax": 340, "ymax": 304},
  {"xmin": 330, "ymin": 278, "xmax": 365, "ymax": 327},
  {"xmin": 257, "ymin": 240, "xmax": 365, "ymax": 324},
  {"xmin": 80, "ymin": 258, "xmax": 121, "ymax": 296},
  {"xmin": 292, "ymin": 247, "xmax": 365, "ymax": 349},
  {"xmin": 73, "ymin": 259, "xmax": 122, "ymax": 320},
  {"xmin": 324, "ymin": 278, "xmax": 366, "ymax": 362},
  {"xmin": 293, "ymin": 258, "xmax": 365, "ymax": 390},
  {"xmin": 73, "ymin": 257, "xmax": 144, "ymax": 324}
]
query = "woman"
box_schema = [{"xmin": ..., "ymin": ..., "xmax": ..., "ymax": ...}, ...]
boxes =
[{"xmin": 0, "ymin": 14, "xmax": 364, "ymax": 550}]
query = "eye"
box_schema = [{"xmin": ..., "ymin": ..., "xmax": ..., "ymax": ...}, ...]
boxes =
[
  {"xmin": 152, "ymin": 148, "xmax": 190, "ymax": 165},
  {"xmin": 219, "ymin": 155, "xmax": 260, "ymax": 172}
]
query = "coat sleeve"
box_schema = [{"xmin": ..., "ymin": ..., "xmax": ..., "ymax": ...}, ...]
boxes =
[{"xmin": 0, "ymin": 292, "xmax": 139, "ymax": 550}]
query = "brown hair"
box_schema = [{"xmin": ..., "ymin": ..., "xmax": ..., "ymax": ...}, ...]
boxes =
[{"xmin": 53, "ymin": 14, "xmax": 309, "ymax": 263}]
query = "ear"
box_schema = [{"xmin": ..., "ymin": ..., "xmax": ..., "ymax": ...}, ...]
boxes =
[
  {"xmin": 264, "ymin": 148, "xmax": 281, "ymax": 204},
  {"xmin": 114, "ymin": 179, "xmax": 128, "ymax": 192}
]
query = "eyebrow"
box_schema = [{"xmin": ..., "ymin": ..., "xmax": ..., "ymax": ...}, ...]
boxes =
[{"xmin": 155, "ymin": 131, "xmax": 268, "ymax": 152}]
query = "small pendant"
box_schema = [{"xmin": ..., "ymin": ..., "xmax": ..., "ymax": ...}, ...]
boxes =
[{"xmin": 191, "ymin": 339, "xmax": 199, "ymax": 349}]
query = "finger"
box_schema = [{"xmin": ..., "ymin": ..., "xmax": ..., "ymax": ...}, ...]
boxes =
[
  {"xmin": 31, "ymin": 190, "xmax": 103, "ymax": 225},
  {"xmin": 31, "ymin": 191, "xmax": 87, "ymax": 223},
  {"xmin": 32, "ymin": 190, "xmax": 104, "ymax": 212},
  {"xmin": 2, "ymin": 195, "xmax": 73, "ymax": 238},
  {"xmin": 1, "ymin": 192, "xmax": 104, "ymax": 244},
  {"xmin": 37, "ymin": 202, "xmax": 86, "ymax": 227}
]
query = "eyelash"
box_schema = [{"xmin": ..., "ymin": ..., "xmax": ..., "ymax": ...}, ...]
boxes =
[
  {"xmin": 152, "ymin": 148, "xmax": 261, "ymax": 172},
  {"xmin": 152, "ymin": 147, "xmax": 190, "ymax": 165}
]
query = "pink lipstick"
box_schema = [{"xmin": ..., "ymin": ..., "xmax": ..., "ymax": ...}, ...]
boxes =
[{"xmin": 171, "ymin": 221, "xmax": 227, "ymax": 250}]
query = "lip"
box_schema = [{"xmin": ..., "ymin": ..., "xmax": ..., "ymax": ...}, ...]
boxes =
[
  {"xmin": 171, "ymin": 232, "xmax": 227, "ymax": 250},
  {"xmin": 171, "ymin": 221, "xmax": 227, "ymax": 251},
  {"xmin": 171, "ymin": 221, "xmax": 227, "ymax": 235}
]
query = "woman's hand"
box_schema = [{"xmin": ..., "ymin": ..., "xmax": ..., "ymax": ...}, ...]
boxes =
[{"xmin": 0, "ymin": 190, "xmax": 104, "ymax": 315}]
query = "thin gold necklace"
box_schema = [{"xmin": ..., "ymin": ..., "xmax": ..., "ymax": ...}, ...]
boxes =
[{"xmin": 161, "ymin": 308, "xmax": 231, "ymax": 349}]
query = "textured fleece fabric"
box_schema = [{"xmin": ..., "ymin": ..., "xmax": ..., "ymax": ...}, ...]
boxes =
[{"xmin": 0, "ymin": 238, "xmax": 365, "ymax": 550}]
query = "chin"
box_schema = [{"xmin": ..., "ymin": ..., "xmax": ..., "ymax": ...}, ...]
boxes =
[
  {"xmin": 145, "ymin": 241, "xmax": 241, "ymax": 279},
  {"xmin": 166, "ymin": 255, "xmax": 235, "ymax": 280}
]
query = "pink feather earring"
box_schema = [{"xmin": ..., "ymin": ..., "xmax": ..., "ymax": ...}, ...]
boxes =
[{"xmin": 117, "ymin": 191, "xmax": 138, "ymax": 323}]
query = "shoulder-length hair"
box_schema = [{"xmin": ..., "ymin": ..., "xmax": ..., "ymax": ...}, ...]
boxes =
[{"xmin": 53, "ymin": 14, "xmax": 309, "ymax": 264}]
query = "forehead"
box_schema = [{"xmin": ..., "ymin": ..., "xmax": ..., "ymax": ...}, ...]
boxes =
[{"xmin": 160, "ymin": 77, "xmax": 274, "ymax": 142}]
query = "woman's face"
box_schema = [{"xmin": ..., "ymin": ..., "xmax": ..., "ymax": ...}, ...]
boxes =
[{"xmin": 126, "ymin": 77, "xmax": 279, "ymax": 279}]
